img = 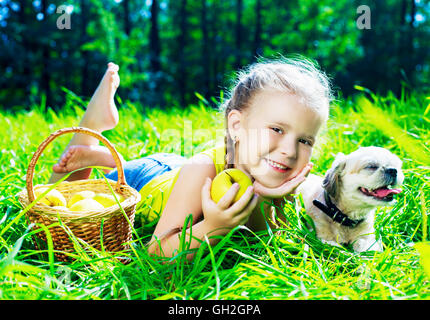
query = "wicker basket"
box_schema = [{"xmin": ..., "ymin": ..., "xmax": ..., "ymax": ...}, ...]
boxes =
[{"xmin": 17, "ymin": 127, "xmax": 141, "ymax": 262}]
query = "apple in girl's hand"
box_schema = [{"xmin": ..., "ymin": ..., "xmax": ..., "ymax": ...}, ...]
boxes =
[{"xmin": 210, "ymin": 168, "xmax": 253, "ymax": 203}]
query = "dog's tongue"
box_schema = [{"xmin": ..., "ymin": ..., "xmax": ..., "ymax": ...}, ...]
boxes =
[{"xmin": 373, "ymin": 187, "xmax": 402, "ymax": 198}]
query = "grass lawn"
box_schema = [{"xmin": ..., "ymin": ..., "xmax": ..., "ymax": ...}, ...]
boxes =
[{"xmin": 0, "ymin": 89, "xmax": 429, "ymax": 300}]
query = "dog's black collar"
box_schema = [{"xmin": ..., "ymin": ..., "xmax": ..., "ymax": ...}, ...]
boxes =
[{"xmin": 312, "ymin": 191, "xmax": 365, "ymax": 228}]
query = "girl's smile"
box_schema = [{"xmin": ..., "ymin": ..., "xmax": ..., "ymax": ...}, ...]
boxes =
[{"xmin": 264, "ymin": 158, "xmax": 290, "ymax": 172}]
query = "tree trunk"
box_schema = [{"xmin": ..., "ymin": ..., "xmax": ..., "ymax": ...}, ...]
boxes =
[
  {"xmin": 406, "ymin": 0, "xmax": 416, "ymax": 84},
  {"xmin": 410, "ymin": 0, "xmax": 416, "ymax": 29},
  {"xmin": 81, "ymin": 0, "xmax": 90, "ymax": 97},
  {"xmin": 149, "ymin": 0, "xmax": 163, "ymax": 107},
  {"xmin": 209, "ymin": 1, "xmax": 219, "ymax": 100},
  {"xmin": 396, "ymin": 0, "xmax": 407, "ymax": 95},
  {"xmin": 150, "ymin": 0, "xmax": 161, "ymax": 73},
  {"xmin": 123, "ymin": 0, "xmax": 131, "ymax": 36},
  {"xmin": 178, "ymin": 0, "xmax": 188, "ymax": 107},
  {"xmin": 41, "ymin": 0, "xmax": 52, "ymax": 108},
  {"xmin": 400, "ymin": 0, "xmax": 406, "ymax": 26},
  {"xmin": 253, "ymin": 0, "xmax": 262, "ymax": 61},
  {"xmin": 201, "ymin": 0, "xmax": 210, "ymax": 98},
  {"xmin": 235, "ymin": 0, "xmax": 243, "ymax": 69},
  {"xmin": 18, "ymin": 0, "xmax": 30, "ymax": 99}
]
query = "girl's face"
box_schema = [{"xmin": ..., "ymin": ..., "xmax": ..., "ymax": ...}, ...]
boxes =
[{"xmin": 228, "ymin": 89, "xmax": 323, "ymax": 188}]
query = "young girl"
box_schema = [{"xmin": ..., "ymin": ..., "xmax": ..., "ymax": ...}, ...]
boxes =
[{"xmin": 49, "ymin": 58, "xmax": 332, "ymax": 260}]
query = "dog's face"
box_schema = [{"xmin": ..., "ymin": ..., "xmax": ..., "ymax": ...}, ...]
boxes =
[{"xmin": 323, "ymin": 147, "xmax": 404, "ymax": 209}]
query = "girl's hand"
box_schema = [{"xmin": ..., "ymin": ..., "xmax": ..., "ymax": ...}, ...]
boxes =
[
  {"xmin": 201, "ymin": 177, "xmax": 259, "ymax": 233},
  {"xmin": 253, "ymin": 162, "xmax": 313, "ymax": 199}
]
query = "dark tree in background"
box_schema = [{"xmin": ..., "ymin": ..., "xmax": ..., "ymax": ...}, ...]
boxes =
[
  {"xmin": 148, "ymin": 0, "xmax": 163, "ymax": 108},
  {"xmin": 80, "ymin": 0, "xmax": 90, "ymax": 97},
  {"xmin": 40, "ymin": 0, "xmax": 52, "ymax": 107},
  {"xmin": 347, "ymin": 0, "xmax": 426, "ymax": 95},
  {"xmin": 235, "ymin": 0, "xmax": 243, "ymax": 69},
  {"xmin": 0, "ymin": 0, "xmax": 429, "ymax": 112},
  {"xmin": 123, "ymin": 0, "xmax": 131, "ymax": 36},
  {"xmin": 253, "ymin": 0, "xmax": 263, "ymax": 60},
  {"xmin": 177, "ymin": 0, "xmax": 188, "ymax": 107},
  {"xmin": 200, "ymin": 0, "xmax": 210, "ymax": 98}
]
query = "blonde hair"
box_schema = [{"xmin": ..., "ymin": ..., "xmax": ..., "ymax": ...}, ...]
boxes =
[{"xmin": 218, "ymin": 55, "xmax": 333, "ymax": 170}]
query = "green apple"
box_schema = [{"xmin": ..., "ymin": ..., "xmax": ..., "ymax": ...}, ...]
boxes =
[{"xmin": 210, "ymin": 168, "xmax": 253, "ymax": 204}]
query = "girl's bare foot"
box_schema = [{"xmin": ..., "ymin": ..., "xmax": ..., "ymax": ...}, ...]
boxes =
[
  {"xmin": 49, "ymin": 62, "xmax": 121, "ymax": 183},
  {"xmin": 80, "ymin": 62, "xmax": 120, "ymax": 132},
  {"xmin": 52, "ymin": 145, "xmax": 120, "ymax": 180}
]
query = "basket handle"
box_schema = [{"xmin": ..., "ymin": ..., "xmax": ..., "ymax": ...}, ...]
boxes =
[{"xmin": 26, "ymin": 127, "xmax": 126, "ymax": 203}]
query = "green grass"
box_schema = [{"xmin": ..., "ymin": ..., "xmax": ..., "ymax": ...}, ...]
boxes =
[{"xmin": 0, "ymin": 89, "xmax": 429, "ymax": 300}]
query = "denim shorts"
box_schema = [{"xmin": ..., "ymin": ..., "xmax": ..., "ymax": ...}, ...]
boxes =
[{"xmin": 104, "ymin": 153, "xmax": 187, "ymax": 191}]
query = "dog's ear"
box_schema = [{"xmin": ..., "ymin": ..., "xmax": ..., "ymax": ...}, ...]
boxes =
[{"xmin": 322, "ymin": 152, "xmax": 347, "ymax": 200}]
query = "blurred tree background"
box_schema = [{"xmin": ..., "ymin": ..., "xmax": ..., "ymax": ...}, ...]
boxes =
[{"xmin": 0, "ymin": 0, "xmax": 429, "ymax": 111}]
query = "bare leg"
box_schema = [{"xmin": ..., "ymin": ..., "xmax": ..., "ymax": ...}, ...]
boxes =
[{"xmin": 49, "ymin": 62, "xmax": 120, "ymax": 183}]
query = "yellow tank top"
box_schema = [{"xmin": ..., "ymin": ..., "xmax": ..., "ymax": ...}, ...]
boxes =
[{"xmin": 136, "ymin": 143, "xmax": 226, "ymax": 224}]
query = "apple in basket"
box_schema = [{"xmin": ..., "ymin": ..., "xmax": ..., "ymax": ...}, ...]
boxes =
[
  {"xmin": 67, "ymin": 190, "xmax": 96, "ymax": 207},
  {"xmin": 51, "ymin": 206, "xmax": 69, "ymax": 211},
  {"xmin": 210, "ymin": 168, "xmax": 253, "ymax": 204},
  {"xmin": 69, "ymin": 198, "xmax": 105, "ymax": 211},
  {"xmin": 93, "ymin": 193, "xmax": 124, "ymax": 207},
  {"xmin": 34, "ymin": 187, "xmax": 67, "ymax": 207},
  {"xmin": 67, "ymin": 191, "xmax": 125, "ymax": 211}
]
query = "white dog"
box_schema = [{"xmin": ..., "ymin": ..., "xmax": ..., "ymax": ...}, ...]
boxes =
[{"xmin": 296, "ymin": 147, "xmax": 404, "ymax": 252}]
